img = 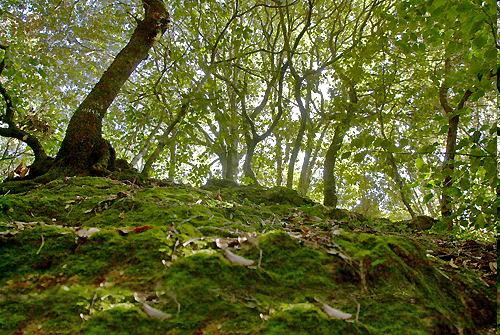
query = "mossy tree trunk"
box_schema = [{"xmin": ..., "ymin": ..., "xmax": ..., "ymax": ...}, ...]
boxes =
[{"xmin": 55, "ymin": 0, "xmax": 169, "ymax": 176}]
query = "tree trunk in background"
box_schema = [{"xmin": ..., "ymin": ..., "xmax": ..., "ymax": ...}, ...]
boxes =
[
  {"xmin": 286, "ymin": 116, "xmax": 306, "ymax": 188},
  {"xmin": 299, "ymin": 122, "xmax": 329, "ymax": 196},
  {"xmin": 130, "ymin": 117, "xmax": 164, "ymax": 169},
  {"xmin": 385, "ymin": 151, "xmax": 416, "ymax": 218},
  {"xmin": 440, "ymin": 114, "xmax": 459, "ymax": 221},
  {"xmin": 376, "ymin": 107, "xmax": 416, "ymax": 219},
  {"xmin": 141, "ymin": 103, "xmax": 188, "ymax": 177},
  {"xmin": 438, "ymin": 64, "xmax": 472, "ymax": 228},
  {"xmin": 168, "ymin": 140, "xmax": 176, "ymax": 180},
  {"xmin": 323, "ymin": 78, "xmax": 357, "ymax": 207},
  {"xmin": 243, "ymin": 137, "xmax": 258, "ymax": 182},
  {"xmin": 323, "ymin": 124, "xmax": 346, "ymax": 207},
  {"xmin": 56, "ymin": 0, "xmax": 168, "ymax": 175},
  {"xmin": 224, "ymin": 144, "xmax": 239, "ymax": 181},
  {"xmin": 286, "ymin": 78, "xmax": 309, "ymax": 189},
  {"xmin": 298, "ymin": 147, "xmax": 311, "ymax": 195},
  {"xmin": 275, "ymin": 134, "xmax": 283, "ymax": 186}
]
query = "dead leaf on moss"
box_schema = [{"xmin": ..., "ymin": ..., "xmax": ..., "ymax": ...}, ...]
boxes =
[
  {"xmin": 14, "ymin": 162, "xmax": 29, "ymax": 177},
  {"xmin": 215, "ymin": 238, "xmax": 229, "ymax": 249},
  {"xmin": 133, "ymin": 225, "xmax": 153, "ymax": 233},
  {"xmin": 322, "ymin": 303, "xmax": 352, "ymax": 320},
  {"xmin": 143, "ymin": 302, "xmax": 171, "ymax": 320},
  {"xmin": 224, "ymin": 249, "xmax": 254, "ymax": 266},
  {"xmin": 76, "ymin": 227, "xmax": 100, "ymax": 238}
]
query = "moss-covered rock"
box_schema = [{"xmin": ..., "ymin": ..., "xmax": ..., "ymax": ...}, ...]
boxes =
[{"xmin": 0, "ymin": 177, "xmax": 494, "ymax": 334}]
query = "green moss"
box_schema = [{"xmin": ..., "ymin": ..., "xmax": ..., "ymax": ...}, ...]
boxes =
[
  {"xmin": 82, "ymin": 307, "xmax": 166, "ymax": 335},
  {"xmin": 0, "ymin": 177, "xmax": 494, "ymax": 334},
  {"xmin": 260, "ymin": 303, "xmax": 369, "ymax": 334}
]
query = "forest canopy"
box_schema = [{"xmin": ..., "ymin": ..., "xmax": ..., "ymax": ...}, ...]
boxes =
[{"xmin": 0, "ymin": 0, "xmax": 497, "ymax": 230}]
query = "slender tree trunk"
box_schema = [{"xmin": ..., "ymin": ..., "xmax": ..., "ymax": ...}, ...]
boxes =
[
  {"xmin": 323, "ymin": 125, "xmax": 346, "ymax": 207},
  {"xmin": 286, "ymin": 85, "xmax": 309, "ymax": 188},
  {"xmin": 286, "ymin": 118, "xmax": 306, "ymax": 188},
  {"xmin": 438, "ymin": 65, "xmax": 472, "ymax": 227},
  {"xmin": 275, "ymin": 134, "xmax": 283, "ymax": 186},
  {"xmin": 440, "ymin": 114, "xmax": 459, "ymax": 220},
  {"xmin": 56, "ymin": 0, "xmax": 169, "ymax": 175},
  {"xmin": 376, "ymin": 108, "xmax": 416, "ymax": 218},
  {"xmin": 141, "ymin": 103, "xmax": 188, "ymax": 176},
  {"xmin": 323, "ymin": 78, "xmax": 357, "ymax": 207},
  {"xmin": 303, "ymin": 123, "xmax": 329, "ymax": 194},
  {"xmin": 386, "ymin": 152, "xmax": 416, "ymax": 218},
  {"xmin": 298, "ymin": 142, "xmax": 312, "ymax": 195},
  {"xmin": 168, "ymin": 140, "xmax": 176, "ymax": 180},
  {"xmin": 130, "ymin": 117, "xmax": 164, "ymax": 168},
  {"xmin": 243, "ymin": 137, "xmax": 258, "ymax": 182}
]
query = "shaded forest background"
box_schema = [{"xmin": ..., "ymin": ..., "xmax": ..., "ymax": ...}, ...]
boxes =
[{"xmin": 0, "ymin": 0, "xmax": 497, "ymax": 231}]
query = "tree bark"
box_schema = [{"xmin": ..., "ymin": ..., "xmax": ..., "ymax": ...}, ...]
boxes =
[
  {"xmin": 243, "ymin": 137, "xmax": 258, "ymax": 182},
  {"xmin": 130, "ymin": 117, "xmax": 164, "ymax": 169},
  {"xmin": 141, "ymin": 103, "xmax": 188, "ymax": 176},
  {"xmin": 438, "ymin": 67, "xmax": 472, "ymax": 227},
  {"xmin": 56, "ymin": 0, "xmax": 169, "ymax": 175},
  {"xmin": 385, "ymin": 151, "xmax": 416, "ymax": 218},
  {"xmin": 323, "ymin": 79, "xmax": 357, "ymax": 207},
  {"xmin": 376, "ymin": 107, "xmax": 416, "ymax": 218},
  {"xmin": 323, "ymin": 124, "xmax": 347, "ymax": 207},
  {"xmin": 275, "ymin": 134, "xmax": 283, "ymax": 186}
]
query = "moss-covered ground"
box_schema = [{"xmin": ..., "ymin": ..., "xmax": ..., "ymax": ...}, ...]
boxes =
[{"xmin": 0, "ymin": 177, "xmax": 496, "ymax": 334}]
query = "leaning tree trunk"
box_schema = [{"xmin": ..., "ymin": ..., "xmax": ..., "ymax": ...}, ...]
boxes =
[{"xmin": 56, "ymin": 0, "xmax": 169, "ymax": 175}]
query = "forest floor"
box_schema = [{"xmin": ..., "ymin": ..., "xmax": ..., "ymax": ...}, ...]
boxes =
[{"xmin": 0, "ymin": 176, "xmax": 496, "ymax": 334}]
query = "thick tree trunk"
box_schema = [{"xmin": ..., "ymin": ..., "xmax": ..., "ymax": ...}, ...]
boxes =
[
  {"xmin": 224, "ymin": 144, "xmax": 239, "ymax": 181},
  {"xmin": 56, "ymin": 0, "xmax": 169, "ymax": 175}
]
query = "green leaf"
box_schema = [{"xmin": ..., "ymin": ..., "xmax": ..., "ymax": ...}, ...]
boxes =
[
  {"xmin": 415, "ymin": 157, "xmax": 425, "ymax": 170},
  {"xmin": 423, "ymin": 193, "xmax": 434, "ymax": 204},
  {"xmin": 341, "ymin": 152, "xmax": 352, "ymax": 160},
  {"xmin": 353, "ymin": 152, "xmax": 365, "ymax": 163}
]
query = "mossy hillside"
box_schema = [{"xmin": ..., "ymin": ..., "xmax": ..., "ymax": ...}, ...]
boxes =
[{"xmin": 0, "ymin": 177, "xmax": 494, "ymax": 334}]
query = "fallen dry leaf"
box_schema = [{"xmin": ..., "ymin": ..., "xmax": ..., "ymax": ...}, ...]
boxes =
[
  {"xmin": 224, "ymin": 249, "xmax": 254, "ymax": 266},
  {"xmin": 215, "ymin": 238, "xmax": 229, "ymax": 249},
  {"xmin": 133, "ymin": 225, "xmax": 153, "ymax": 233},
  {"xmin": 322, "ymin": 303, "xmax": 352, "ymax": 320},
  {"xmin": 76, "ymin": 227, "xmax": 100, "ymax": 238},
  {"xmin": 142, "ymin": 302, "xmax": 171, "ymax": 320},
  {"xmin": 14, "ymin": 162, "xmax": 29, "ymax": 178}
]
